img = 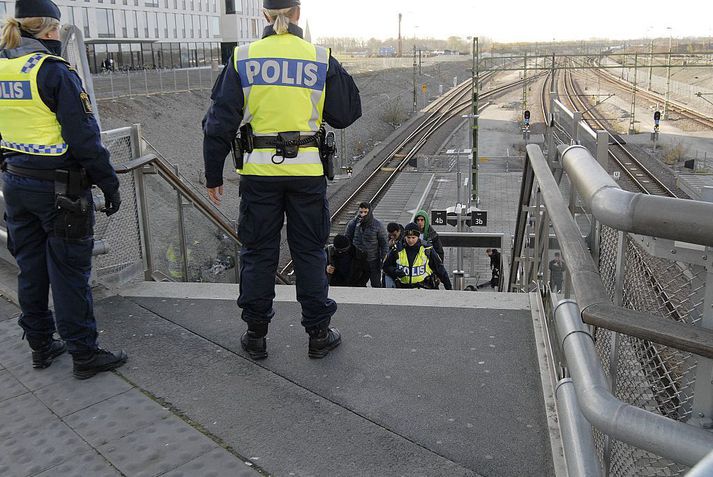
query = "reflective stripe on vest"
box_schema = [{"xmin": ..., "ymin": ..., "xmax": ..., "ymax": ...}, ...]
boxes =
[
  {"xmin": 234, "ymin": 34, "xmax": 329, "ymax": 177},
  {"xmin": 0, "ymin": 53, "xmax": 69, "ymax": 156},
  {"xmin": 396, "ymin": 246, "xmax": 433, "ymax": 285}
]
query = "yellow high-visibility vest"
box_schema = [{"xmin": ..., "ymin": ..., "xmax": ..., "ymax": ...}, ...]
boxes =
[
  {"xmin": 396, "ymin": 246, "xmax": 433, "ymax": 286},
  {"xmin": 0, "ymin": 53, "xmax": 68, "ymax": 156},
  {"xmin": 233, "ymin": 33, "xmax": 329, "ymax": 176}
]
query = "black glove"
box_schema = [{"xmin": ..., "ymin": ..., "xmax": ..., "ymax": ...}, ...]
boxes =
[
  {"xmin": 103, "ymin": 188, "xmax": 121, "ymax": 216},
  {"xmin": 395, "ymin": 269, "xmax": 407, "ymax": 278}
]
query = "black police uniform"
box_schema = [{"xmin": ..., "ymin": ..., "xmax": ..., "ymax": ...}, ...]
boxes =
[
  {"xmin": 203, "ymin": 19, "xmax": 361, "ymax": 355},
  {"xmin": 1, "ymin": 0, "xmax": 125, "ymax": 375}
]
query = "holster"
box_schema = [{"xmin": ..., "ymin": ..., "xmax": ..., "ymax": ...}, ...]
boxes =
[
  {"xmin": 231, "ymin": 124, "xmax": 253, "ymax": 170},
  {"xmin": 318, "ymin": 128, "xmax": 336, "ymax": 180},
  {"xmin": 54, "ymin": 194, "xmax": 92, "ymax": 240}
]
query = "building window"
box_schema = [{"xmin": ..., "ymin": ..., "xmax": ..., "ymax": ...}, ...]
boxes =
[
  {"xmin": 119, "ymin": 10, "xmax": 127, "ymax": 37},
  {"xmin": 142, "ymin": 11, "xmax": 149, "ymax": 37},
  {"xmin": 170, "ymin": 13, "xmax": 177, "ymax": 38},
  {"xmin": 145, "ymin": 0, "xmax": 159, "ymax": 6},
  {"xmin": 81, "ymin": 7, "xmax": 90, "ymax": 37},
  {"xmin": 96, "ymin": 8, "xmax": 115, "ymax": 38},
  {"xmin": 225, "ymin": 0, "xmax": 235, "ymax": 14},
  {"xmin": 133, "ymin": 10, "xmax": 139, "ymax": 36},
  {"xmin": 210, "ymin": 16, "xmax": 219, "ymax": 38},
  {"xmin": 0, "ymin": 3, "xmax": 7, "ymax": 17}
]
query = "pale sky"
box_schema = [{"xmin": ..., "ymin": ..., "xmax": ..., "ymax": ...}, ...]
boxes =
[{"xmin": 299, "ymin": 1, "xmax": 712, "ymax": 43}]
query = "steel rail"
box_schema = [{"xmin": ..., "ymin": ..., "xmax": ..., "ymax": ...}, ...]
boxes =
[
  {"xmin": 592, "ymin": 58, "xmax": 713, "ymax": 130},
  {"xmin": 279, "ymin": 73, "xmax": 543, "ymax": 276},
  {"xmin": 562, "ymin": 63, "xmax": 676, "ymax": 197}
]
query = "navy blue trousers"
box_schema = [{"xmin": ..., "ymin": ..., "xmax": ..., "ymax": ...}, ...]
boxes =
[
  {"xmin": 3, "ymin": 173, "xmax": 98, "ymax": 353},
  {"xmin": 237, "ymin": 175, "xmax": 336, "ymax": 331}
]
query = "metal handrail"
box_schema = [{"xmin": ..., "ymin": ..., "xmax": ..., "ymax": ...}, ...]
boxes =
[
  {"xmin": 560, "ymin": 145, "xmax": 713, "ymax": 247},
  {"xmin": 522, "ymin": 144, "xmax": 713, "ymax": 359},
  {"xmin": 114, "ymin": 153, "xmax": 292, "ymax": 285},
  {"xmin": 554, "ymin": 300, "xmax": 713, "ymax": 467},
  {"xmin": 115, "ymin": 153, "xmax": 241, "ymax": 245}
]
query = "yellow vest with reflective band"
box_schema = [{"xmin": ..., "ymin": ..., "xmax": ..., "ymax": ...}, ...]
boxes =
[
  {"xmin": 234, "ymin": 33, "xmax": 329, "ymax": 176},
  {"xmin": 0, "ymin": 53, "xmax": 68, "ymax": 156},
  {"xmin": 396, "ymin": 245, "xmax": 433, "ymax": 286}
]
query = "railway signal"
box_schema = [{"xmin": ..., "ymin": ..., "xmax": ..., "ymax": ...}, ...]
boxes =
[
  {"xmin": 522, "ymin": 110, "xmax": 531, "ymax": 141},
  {"xmin": 651, "ymin": 110, "xmax": 661, "ymax": 150}
]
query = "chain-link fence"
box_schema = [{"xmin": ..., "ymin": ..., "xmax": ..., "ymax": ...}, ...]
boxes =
[
  {"xmin": 511, "ymin": 139, "xmax": 713, "ymax": 475},
  {"xmin": 591, "ymin": 226, "xmax": 707, "ymax": 476},
  {"xmin": 91, "ymin": 67, "xmax": 221, "ymax": 101}
]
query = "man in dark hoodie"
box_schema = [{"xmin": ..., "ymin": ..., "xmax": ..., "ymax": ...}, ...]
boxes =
[
  {"xmin": 414, "ymin": 209, "xmax": 444, "ymax": 261},
  {"xmin": 325, "ymin": 235, "xmax": 369, "ymax": 287},
  {"xmin": 345, "ymin": 201, "xmax": 388, "ymax": 287},
  {"xmin": 383, "ymin": 223, "xmax": 452, "ymax": 290},
  {"xmin": 384, "ymin": 222, "xmax": 405, "ymax": 288}
]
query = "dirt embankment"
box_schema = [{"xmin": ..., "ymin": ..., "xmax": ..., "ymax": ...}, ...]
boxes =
[{"xmin": 99, "ymin": 60, "xmax": 470, "ymax": 216}]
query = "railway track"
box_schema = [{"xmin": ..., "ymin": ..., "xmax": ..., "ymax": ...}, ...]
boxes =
[
  {"xmin": 560, "ymin": 62, "xmax": 677, "ymax": 197},
  {"xmin": 279, "ymin": 71, "xmax": 542, "ymax": 276}
]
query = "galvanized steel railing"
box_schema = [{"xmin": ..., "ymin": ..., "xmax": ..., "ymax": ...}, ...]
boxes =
[{"xmin": 511, "ymin": 99, "xmax": 713, "ymax": 476}]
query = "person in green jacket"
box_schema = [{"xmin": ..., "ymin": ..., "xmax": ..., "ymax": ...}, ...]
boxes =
[{"xmin": 414, "ymin": 209, "xmax": 444, "ymax": 262}]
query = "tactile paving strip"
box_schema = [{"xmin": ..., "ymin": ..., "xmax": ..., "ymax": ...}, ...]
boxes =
[
  {"xmin": 0, "ymin": 420, "xmax": 92, "ymax": 476},
  {"xmin": 7, "ymin": 354, "xmax": 73, "ymax": 391},
  {"xmin": 162, "ymin": 447, "xmax": 261, "ymax": 477},
  {"xmin": 35, "ymin": 372, "xmax": 133, "ymax": 417},
  {"xmin": 0, "ymin": 394, "xmax": 55, "ymax": 440},
  {"xmin": 98, "ymin": 415, "xmax": 218, "ymax": 477},
  {"xmin": 0, "ymin": 369, "xmax": 27, "ymax": 402},
  {"xmin": 65, "ymin": 388, "xmax": 172, "ymax": 446},
  {"xmin": 34, "ymin": 450, "xmax": 122, "ymax": 477}
]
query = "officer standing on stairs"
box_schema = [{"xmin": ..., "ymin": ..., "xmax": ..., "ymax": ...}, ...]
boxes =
[
  {"xmin": 202, "ymin": 0, "xmax": 361, "ymax": 359},
  {"xmin": 0, "ymin": 0, "xmax": 127, "ymax": 379}
]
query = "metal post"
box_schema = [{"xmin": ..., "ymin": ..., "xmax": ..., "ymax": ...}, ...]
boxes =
[
  {"xmin": 109, "ymin": 71, "xmax": 115, "ymax": 100},
  {"xmin": 572, "ymin": 112, "xmax": 582, "ymax": 145},
  {"xmin": 127, "ymin": 70, "xmax": 132, "ymax": 98},
  {"xmin": 173, "ymin": 69, "xmax": 177, "ymax": 92},
  {"xmin": 144, "ymin": 68, "xmax": 149, "ymax": 96},
  {"xmin": 596, "ymin": 131, "xmax": 608, "ymax": 167},
  {"xmin": 175, "ymin": 165, "xmax": 189, "ymax": 282},
  {"xmin": 690, "ymin": 186, "xmax": 713, "ymax": 429},
  {"xmin": 522, "ymin": 51, "xmax": 528, "ymax": 114},
  {"xmin": 158, "ymin": 68, "xmax": 163, "ymax": 94},
  {"xmin": 412, "ymin": 46, "xmax": 417, "ymax": 112},
  {"xmin": 648, "ymin": 39, "xmax": 654, "ymax": 91},
  {"xmin": 187, "ymin": 69, "xmax": 191, "ymax": 90},
  {"xmin": 628, "ymin": 53, "xmax": 638, "ymax": 135},
  {"xmin": 531, "ymin": 189, "xmax": 542, "ymax": 284},
  {"xmin": 340, "ymin": 129, "xmax": 346, "ymax": 172},
  {"xmin": 472, "ymin": 36, "xmax": 479, "ymax": 206},
  {"xmin": 198, "ymin": 67, "xmax": 202, "ymax": 89},
  {"xmin": 664, "ymin": 35, "xmax": 672, "ymax": 119}
]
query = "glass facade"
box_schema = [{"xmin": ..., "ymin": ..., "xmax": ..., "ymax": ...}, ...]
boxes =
[{"xmin": 86, "ymin": 41, "xmax": 221, "ymax": 72}]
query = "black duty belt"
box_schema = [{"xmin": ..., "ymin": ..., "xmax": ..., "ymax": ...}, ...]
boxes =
[
  {"xmin": 252, "ymin": 135, "xmax": 319, "ymax": 149},
  {"xmin": 4, "ymin": 164, "xmax": 90, "ymax": 189}
]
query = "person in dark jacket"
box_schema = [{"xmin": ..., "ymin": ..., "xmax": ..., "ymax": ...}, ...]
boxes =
[
  {"xmin": 202, "ymin": 0, "xmax": 361, "ymax": 360},
  {"xmin": 0, "ymin": 0, "xmax": 126, "ymax": 379},
  {"xmin": 486, "ymin": 248, "xmax": 501, "ymax": 289},
  {"xmin": 383, "ymin": 223, "xmax": 452, "ymax": 290},
  {"xmin": 344, "ymin": 201, "xmax": 388, "ymax": 288},
  {"xmin": 549, "ymin": 252, "xmax": 565, "ymax": 292},
  {"xmin": 325, "ymin": 234, "xmax": 369, "ymax": 287},
  {"xmin": 383, "ymin": 222, "xmax": 404, "ymax": 288},
  {"xmin": 414, "ymin": 209, "xmax": 444, "ymax": 261}
]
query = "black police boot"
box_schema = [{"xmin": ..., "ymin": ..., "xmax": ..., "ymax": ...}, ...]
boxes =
[
  {"xmin": 29, "ymin": 337, "xmax": 67, "ymax": 369},
  {"xmin": 308, "ymin": 327, "xmax": 341, "ymax": 359},
  {"xmin": 240, "ymin": 322, "xmax": 268, "ymax": 360},
  {"xmin": 72, "ymin": 348, "xmax": 128, "ymax": 380}
]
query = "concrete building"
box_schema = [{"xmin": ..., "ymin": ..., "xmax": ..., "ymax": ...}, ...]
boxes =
[
  {"xmin": 1, "ymin": 0, "xmax": 265, "ymax": 71},
  {"xmin": 219, "ymin": 0, "xmax": 266, "ymax": 63}
]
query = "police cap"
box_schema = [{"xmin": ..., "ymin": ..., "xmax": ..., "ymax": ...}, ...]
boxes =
[
  {"xmin": 15, "ymin": 0, "xmax": 61, "ymax": 20},
  {"xmin": 263, "ymin": 0, "xmax": 300, "ymax": 9}
]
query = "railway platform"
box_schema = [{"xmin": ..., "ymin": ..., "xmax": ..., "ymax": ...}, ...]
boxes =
[{"xmin": 0, "ymin": 284, "xmax": 559, "ymax": 476}]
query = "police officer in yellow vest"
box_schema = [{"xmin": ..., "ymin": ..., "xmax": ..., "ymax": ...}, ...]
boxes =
[
  {"xmin": 0, "ymin": 0, "xmax": 127, "ymax": 378},
  {"xmin": 202, "ymin": 0, "xmax": 361, "ymax": 359},
  {"xmin": 383, "ymin": 223, "xmax": 453, "ymax": 290}
]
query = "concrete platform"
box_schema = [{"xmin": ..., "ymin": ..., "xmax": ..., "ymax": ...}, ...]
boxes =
[{"xmin": 0, "ymin": 283, "xmax": 557, "ymax": 477}]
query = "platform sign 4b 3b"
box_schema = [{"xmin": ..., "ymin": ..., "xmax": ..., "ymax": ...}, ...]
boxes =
[
  {"xmin": 431, "ymin": 210, "xmax": 447, "ymax": 226},
  {"xmin": 432, "ymin": 209, "xmax": 487, "ymax": 227}
]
